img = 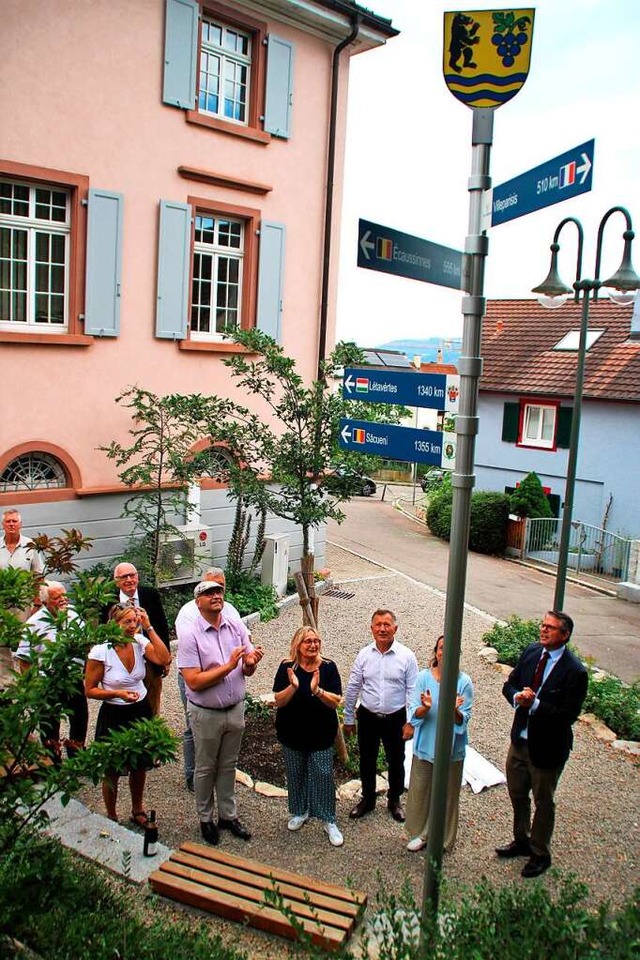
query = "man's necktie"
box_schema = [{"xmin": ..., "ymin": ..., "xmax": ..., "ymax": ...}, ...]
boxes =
[{"xmin": 531, "ymin": 651, "xmax": 550, "ymax": 692}]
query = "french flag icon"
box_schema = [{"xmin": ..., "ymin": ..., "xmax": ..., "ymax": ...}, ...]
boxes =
[{"xmin": 559, "ymin": 161, "xmax": 576, "ymax": 188}]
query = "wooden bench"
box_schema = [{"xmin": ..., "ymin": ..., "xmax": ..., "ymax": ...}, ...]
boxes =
[{"xmin": 149, "ymin": 841, "xmax": 367, "ymax": 951}]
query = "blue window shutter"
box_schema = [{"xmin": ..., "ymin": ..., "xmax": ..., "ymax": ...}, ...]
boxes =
[
  {"xmin": 256, "ymin": 221, "xmax": 285, "ymax": 342},
  {"xmin": 163, "ymin": 0, "xmax": 198, "ymax": 109},
  {"xmin": 156, "ymin": 200, "xmax": 191, "ymax": 340},
  {"xmin": 264, "ymin": 36, "xmax": 294, "ymax": 139},
  {"xmin": 84, "ymin": 189, "xmax": 123, "ymax": 337}
]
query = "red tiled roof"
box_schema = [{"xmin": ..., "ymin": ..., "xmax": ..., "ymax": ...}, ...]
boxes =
[
  {"xmin": 480, "ymin": 299, "xmax": 640, "ymax": 402},
  {"xmin": 420, "ymin": 362, "xmax": 458, "ymax": 375}
]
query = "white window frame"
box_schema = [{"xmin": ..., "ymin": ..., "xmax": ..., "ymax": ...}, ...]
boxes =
[
  {"xmin": 0, "ymin": 178, "xmax": 70, "ymax": 333},
  {"xmin": 198, "ymin": 15, "xmax": 252, "ymax": 126},
  {"xmin": 520, "ymin": 403, "xmax": 557, "ymax": 449},
  {"xmin": 190, "ymin": 213, "xmax": 244, "ymax": 341}
]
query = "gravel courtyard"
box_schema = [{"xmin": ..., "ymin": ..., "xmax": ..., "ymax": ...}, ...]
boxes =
[{"xmin": 77, "ymin": 542, "xmax": 639, "ymax": 955}]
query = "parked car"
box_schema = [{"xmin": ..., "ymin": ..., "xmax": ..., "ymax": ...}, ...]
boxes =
[
  {"xmin": 420, "ymin": 469, "xmax": 446, "ymax": 493},
  {"xmin": 327, "ymin": 467, "xmax": 377, "ymax": 497}
]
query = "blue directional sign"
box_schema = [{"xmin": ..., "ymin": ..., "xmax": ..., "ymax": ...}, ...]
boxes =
[
  {"xmin": 339, "ymin": 419, "xmax": 457, "ymax": 468},
  {"xmin": 491, "ymin": 139, "xmax": 595, "ymax": 227},
  {"xmin": 342, "ymin": 367, "xmax": 460, "ymax": 412},
  {"xmin": 358, "ymin": 219, "xmax": 463, "ymax": 289}
]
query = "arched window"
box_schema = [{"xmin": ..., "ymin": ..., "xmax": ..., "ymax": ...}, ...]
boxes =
[
  {"xmin": 191, "ymin": 446, "xmax": 235, "ymax": 482},
  {"xmin": 0, "ymin": 452, "xmax": 68, "ymax": 491}
]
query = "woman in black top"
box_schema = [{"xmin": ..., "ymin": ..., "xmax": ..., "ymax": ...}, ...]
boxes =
[{"xmin": 273, "ymin": 626, "xmax": 344, "ymax": 847}]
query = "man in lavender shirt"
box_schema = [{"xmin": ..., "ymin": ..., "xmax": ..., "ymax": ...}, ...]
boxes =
[{"xmin": 178, "ymin": 580, "xmax": 263, "ymax": 846}]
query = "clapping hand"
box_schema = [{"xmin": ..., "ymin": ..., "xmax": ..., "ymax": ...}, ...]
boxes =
[
  {"xmin": 309, "ymin": 669, "xmax": 320, "ymax": 695},
  {"xmin": 421, "ymin": 690, "xmax": 433, "ymax": 711},
  {"xmin": 287, "ymin": 666, "xmax": 299, "ymax": 689}
]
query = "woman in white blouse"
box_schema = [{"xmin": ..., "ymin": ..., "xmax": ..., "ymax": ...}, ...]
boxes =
[{"xmin": 85, "ymin": 603, "xmax": 171, "ymax": 825}]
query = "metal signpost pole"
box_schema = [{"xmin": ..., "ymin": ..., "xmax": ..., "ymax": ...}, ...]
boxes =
[{"xmin": 423, "ymin": 107, "xmax": 494, "ymax": 919}]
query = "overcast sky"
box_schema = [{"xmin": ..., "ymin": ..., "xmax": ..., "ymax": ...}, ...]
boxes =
[{"xmin": 336, "ymin": 0, "xmax": 640, "ymax": 347}]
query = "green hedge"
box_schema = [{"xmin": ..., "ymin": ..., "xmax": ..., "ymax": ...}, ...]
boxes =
[{"xmin": 427, "ymin": 485, "xmax": 510, "ymax": 555}]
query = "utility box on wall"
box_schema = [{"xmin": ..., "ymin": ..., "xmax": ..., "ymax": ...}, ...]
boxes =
[{"xmin": 261, "ymin": 534, "xmax": 289, "ymax": 596}]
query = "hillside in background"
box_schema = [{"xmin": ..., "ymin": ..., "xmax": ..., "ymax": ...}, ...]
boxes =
[{"xmin": 375, "ymin": 337, "xmax": 462, "ymax": 365}]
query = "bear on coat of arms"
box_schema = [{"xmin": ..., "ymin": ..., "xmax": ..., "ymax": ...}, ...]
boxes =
[{"xmin": 448, "ymin": 13, "xmax": 480, "ymax": 73}]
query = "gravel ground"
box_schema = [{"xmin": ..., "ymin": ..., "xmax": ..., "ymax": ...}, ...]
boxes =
[{"xmin": 77, "ymin": 543, "xmax": 639, "ymax": 957}]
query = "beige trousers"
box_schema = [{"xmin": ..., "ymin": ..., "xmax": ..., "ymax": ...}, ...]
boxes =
[{"xmin": 404, "ymin": 755, "xmax": 464, "ymax": 851}]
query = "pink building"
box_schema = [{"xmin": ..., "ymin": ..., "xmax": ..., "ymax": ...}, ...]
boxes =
[{"xmin": 1, "ymin": 0, "xmax": 396, "ymax": 574}]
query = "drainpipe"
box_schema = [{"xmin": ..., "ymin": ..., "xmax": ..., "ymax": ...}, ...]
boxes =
[{"xmin": 317, "ymin": 14, "xmax": 361, "ymax": 380}]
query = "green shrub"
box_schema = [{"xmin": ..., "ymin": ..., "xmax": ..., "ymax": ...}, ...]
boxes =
[
  {"xmin": 225, "ymin": 572, "xmax": 278, "ymax": 621},
  {"xmin": 584, "ymin": 673, "xmax": 640, "ymax": 741},
  {"xmin": 510, "ymin": 471, "xmax": 554, "ymax": 519},
  {"xmin": 327, "ymin": 872, "xmax": 640, "ymax": 960},
  {"xmin": 0, "ymin": 835, "xmax": 246, "ymax": 960},
  {"xmin": 468, "ymin": 491, "xmax": 510, "ymax": 554},
  {"xmin": 427, "ymin": 484, "xmax": 510, "ymax": 555},
  {"xmin": 481, "ymin": 615, "xmax": 540, "ymax": 665},
  {"xmin": 426, "ymin": 477, "xmax": 453, "ymax": 541}
]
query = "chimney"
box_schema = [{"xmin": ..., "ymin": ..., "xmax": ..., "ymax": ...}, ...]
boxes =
[
  {"xmin": 413, "ymin": 354, "xmax": 421, "ymax": 369},
  {"xmin": 630, "ymin": 292, "xmax": 640, "ymax": 340},
  {"xmin": 436, "ymin": 348, "xmax": 444, "ymax": 363}
]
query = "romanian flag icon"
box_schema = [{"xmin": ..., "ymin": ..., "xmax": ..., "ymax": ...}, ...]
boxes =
[
  {"xmin": 356, "ymin": 378, "xmax": 369, "ymax": 394},
  {"xmin": 353, "ymin": 428, "xmax": 366, "ymax": 444},
  {"xmin": 377, "ymin": 237, "xmax": 393, "ymax": 261}
]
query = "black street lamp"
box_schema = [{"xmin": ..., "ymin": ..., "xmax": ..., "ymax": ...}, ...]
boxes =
[{"xmin": 532, "ymin": 206, "xmax": 640, "ymax": 610}]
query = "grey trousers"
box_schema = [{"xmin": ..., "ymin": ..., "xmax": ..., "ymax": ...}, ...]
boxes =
[
  {"xmin": 506, "ymin": 739, "xmax": 564, "ymax": 858},
  {"xmin": 187, "ymin": 700, "xmax": 245, "ymax": 823},
  {"xmin": 404, "ymin": 755, "xmax": 464, "ymax": 852}
]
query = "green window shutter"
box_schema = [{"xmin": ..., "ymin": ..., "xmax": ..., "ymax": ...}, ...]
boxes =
[
  {"xmin": 502, "ymin": 402, "xmax": 520, "ymax": 442},
  {"xmin": 156, "ymin": 200, "xmax": 191, "ymax": 340},
  {"xmin": 84, "ymin": 189, "xmax": 124, "ymax": 337},
  {"xmin": 163, "ymin": 0, "xmax": 198, "ymax": 109},
  {"xmin": 556, "ymin": 407, "xmax": 573, "ymax": 448}
]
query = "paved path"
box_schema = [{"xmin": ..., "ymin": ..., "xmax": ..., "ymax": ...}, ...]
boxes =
[{"xmin": 328, "ymin": 497, "xmax": 640, "ymax": 683}]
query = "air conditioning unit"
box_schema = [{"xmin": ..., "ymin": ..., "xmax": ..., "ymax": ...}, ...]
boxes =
[
  {"xmin": 261, "ymin": 534, "xmax": 289, "ymax": 597},
  {"xmin": 157, "ymin": 526, "xmax": 212, "ymax": 586}
]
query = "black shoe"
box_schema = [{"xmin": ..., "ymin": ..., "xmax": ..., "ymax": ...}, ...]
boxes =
[
  {"xmin": 349, "ymin": 798, "xmax": 375, "ymax": 820},
  {"xmin": 200, "ymin": 821, "xmax": 219, "ymax": 845},
  {"xmin": 218, "ymin": 817, "xmax": 251, "ymax": 841},
  {"xmin": 521, "ymin": 855, "xmax": 551, "ymax": 878},
  {"xmin": 388, "ymin": 800, "xmax": 405, "ymax": 823},
  {"xmin": 186, "ymin": 776, "xmax": 194, "ymax": 793},
  {"xmin": 495, "ymin": 839, "xmax": 532, "ymax": 858}
]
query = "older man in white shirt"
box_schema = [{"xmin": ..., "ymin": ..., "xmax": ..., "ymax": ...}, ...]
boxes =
[{"xmin": 343, "ymin": 609, "xmax": 418, "ymax": 823}]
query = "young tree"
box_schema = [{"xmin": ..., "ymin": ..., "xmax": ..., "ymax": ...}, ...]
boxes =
[
  {"xmin": 168, "ymin": 330, "xmax": 408, "ymax": 615},
  {"xmin": 100, "ymin": 387, "xmax": 207, "ymax": 584}
]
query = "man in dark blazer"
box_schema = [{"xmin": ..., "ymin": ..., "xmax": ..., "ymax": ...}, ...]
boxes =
[
  {"xmin": 496, "ymin": 610, "xmax": 588, "ymax": 878},
  {"xmin": 104, "ymin": 562, "xmax": 171, "ymax": 715}
]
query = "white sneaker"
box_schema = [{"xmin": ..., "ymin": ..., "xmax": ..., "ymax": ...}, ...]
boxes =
[
  {"xmin": 323, "ymin": 821, "xmax": 344, "ymax": 847},
  {"xmin": 287, "ymin": 812, "xmax": 309, "ymax": 831},
  {"xmin": 406, "ymin": 836, "xmax": 427, "ymax": 852}
]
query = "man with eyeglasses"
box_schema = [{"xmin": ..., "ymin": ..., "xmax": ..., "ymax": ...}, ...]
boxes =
[
  {"xmin": 496, "ymin": 610, "xmax": 587, "ymax": 878},
  {"xmin": 107, "ymin": 562, "xmax": 171, "ymax": 715},
  {"xmin": 178, "ymin": 579, "xmax": 263, "ymax": 846}
]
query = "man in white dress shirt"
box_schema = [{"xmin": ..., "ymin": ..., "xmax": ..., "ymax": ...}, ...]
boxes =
[{"xmin": 343, "ymin": 609, "xmax": 418, "ymax": 822}]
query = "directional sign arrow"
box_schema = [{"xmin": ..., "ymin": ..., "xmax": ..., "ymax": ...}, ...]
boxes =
[
  {"xmin": 490, "ymin": 139, "xmax": 595, "ymax": 227},
  {"xmin": 359, "ymin": 230, "xmax": 375, "ymax": 261},
  {"xmin": 340, "ymin": 423, "xmax": 351, "ymax": 444},
  {"xmin": 343, "ymin": 373, "xmax": 355, "ymax": 395},
  {"xmin": 576, "ymin": 152, "xmax": 591, "ymax": 184}
]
